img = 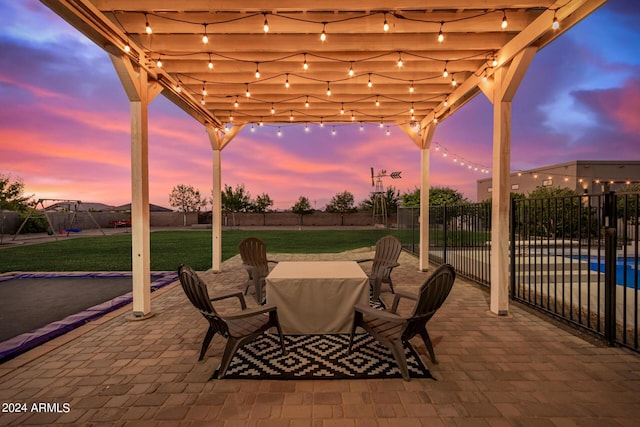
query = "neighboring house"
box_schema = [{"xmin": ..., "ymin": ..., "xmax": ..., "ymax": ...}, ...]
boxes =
[{"xmin": 477, "ymin": 160, "xmax": 640, "ymax": 200}]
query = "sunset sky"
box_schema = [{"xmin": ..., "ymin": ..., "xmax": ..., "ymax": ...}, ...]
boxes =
[{"xmin": 1, "ymin": 1, "xmax": 639, "ymax": 210}]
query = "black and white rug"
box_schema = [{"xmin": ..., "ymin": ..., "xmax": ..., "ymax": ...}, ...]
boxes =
[{"xmin": 222, "ymin": 333, "xmax": 433, "ymax": 380}]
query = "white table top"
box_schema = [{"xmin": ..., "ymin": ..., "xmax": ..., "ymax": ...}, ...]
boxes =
[{"xmin": 268, "ymin": 261, "xmax": 366, "ymax": 280}]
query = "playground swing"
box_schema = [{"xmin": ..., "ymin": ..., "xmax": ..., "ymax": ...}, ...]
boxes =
[{"xmin": 12, "ymin": 199, "xmax": 106, "ymax": 240}]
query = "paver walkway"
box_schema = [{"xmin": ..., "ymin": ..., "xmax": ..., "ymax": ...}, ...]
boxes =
[{"xmin": 1, "ymin": 250, "xmax": 639, "ymax": 426}]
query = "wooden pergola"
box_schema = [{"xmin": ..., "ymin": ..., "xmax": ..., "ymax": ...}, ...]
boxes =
[{"xmin": 41, "ymin": 0, "xmax": 607, "ymax": 318}]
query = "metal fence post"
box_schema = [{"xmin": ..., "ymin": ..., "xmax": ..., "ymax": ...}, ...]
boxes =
[
  {"xmin": 603, "ymin": 191, "xmax": 617, "ymax": 346},
  {"xmin": 510, "ymin": 198, "xmax": 516, "ymax": 300},
  {"xmin": 443, "ymin": 206, "xmax": 448, "ymax": 264}
]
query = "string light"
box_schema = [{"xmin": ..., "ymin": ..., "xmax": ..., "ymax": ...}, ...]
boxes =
[
  {"xmin": 320, "ymin": 118, "xmax": 324, "ymax": 127},
  {"xmin": 271, "ymin": 103, "xmax": 275, "ymax": 114},
  {"xmin": 305, "ymin": 123, "xmax": 310, "ymax": 132},
  {"xmin": 383, "ymin": 13, "xmax": 389, "ymax": 32},
  {"xmin": 326, "ymin": 82, "xmax": 331, "ymax": 96},
  {"xmin": 305, "ymin": 96, "xmax": 310, "ymax": 108},
  {"xmin": 379, "ymin": 118, "xmax": 384, "ymax": 128},
  {"xmin": 263, "ymin": 13, "xmax": 269, "ymax": 33},
  {"xmin": 444, "ymin": 97, "xmax": 449, "ymax": 107},
  {"xmin": 397, "ymin": 52, "xmax": 403, "ymax": 68},
  {"xmin": 451, "ymin": 76, "xmax": 457, "ymax": 86},
  {"xmin": 290, "ymin": 110, "xmax": 294, "ymax": 121},
  {"xmin": 552, "ymin": 12, "xmax": 560, "ymax": 30},
  {"xmin": 245, "ymin": 83, "xmax": 251, "ymax": 97},
  {"xmin": 410, "ymin": 103, "xmax": 414, "ymax": 114},
  {"xmin": 255, "ymin": 63, "xmax": 260, "ymax": 78},
  {"xmin": 234, "ymin": 96, "xmax": 239, "ymax": 108},
  {"xmin": 351, "ymin": 111, "xmax": 355, "ymax": 121},
  {"xmin": 501, "ymin": 11, "xmax": 508, "ymax": 29},
  {"xmin": 251, "ymin": 124, "xmax": 255, "ymax": 132},
  {"xmin": 201, "ymin": 85, "xmax": 207, "ymax": 96},
  {"xmin": 277, "ymin": 127, "xmax": 282, "ymax": 136},
  {"xmin": 145, "ymin": 14, "xmax": 152, "ymax": 34},
  {"xmin": 175, "ymin": 83, "xmax": 181, "ymax": 93},
  {"xmin": 124, "ymin": 44, "xmax": 130, "ymax": 53},
  {"xmin": 303, "ymin": 54, "xmax": 309, "ymax": 70},
  {"xmin": 375, "ymin": 96, "xmax": 380, "ymax": 107},
  {"xmin": 386, "ymin": 126, "xmax": 391, "ymax": 136},
  {"xmin": 285, "ymin": 74, "xmax": 290, "ymax": 88},
  {"xmin": 437, "ymin": 21, "xmax": 444, "ymax": 42},
  {"xmin": 202, "ymin": 24, "xmax": 209, "ymax": 44},
  {"xmin": 443, "ymin": 61, "xmax": 449, "ymax": 78},
  {"xmin": 229, "ymin": 111, "xmax": 234, "ymax": 122},
  {"xmin": 200, "ymin": 97, "xmax": 206, "ymax": 105},
  {"xmin": 320, "ymin": 23, "xmax": 327, "ymax": 42},
  {"xmin": 360, "ymin": 123, "xmax": 364, "ymax": 131},
  {"xmin": 432, "ymin": 142, "xmax": 491, "ymax": 173},
  {"xmin": 340, "ymin": 103, "xmax": 345, "ymax": 115},
  {"xmin": 208, "ymin": 53, "xmax": 214, "ymax": 70},
  {"xmin": 367, "ymin": 73, "xmax": 373, "ymax": 88},
  {"xmin": 348, "ymin": 63, "xmax": 354, "ymax": 77},
  {"xmin": 409, "ymin": 81, "xmax": 414, "ymax": 93},
  {"xmin": 156, "ymin": 57, "xmax": 162, "ymax": 68},
  {"xmin": 331, "ymin": 126, "xmax": 336, "ymax": 136}
]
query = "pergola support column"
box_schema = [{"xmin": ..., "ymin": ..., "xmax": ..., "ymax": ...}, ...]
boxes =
[
  {"xmin": 483, "ymin": 47, "xmax": 536, "ymax": 315},
  {"xmin": 206, "ymin": 124, "xmax": 244, "ymax": 272},
  {"xmin": 110, "ymin": 54, "xmax": 162, "ymax": 318},
  {"xmin": 399, "ymin": 122, "xmax": 436, "ymax": 271}
]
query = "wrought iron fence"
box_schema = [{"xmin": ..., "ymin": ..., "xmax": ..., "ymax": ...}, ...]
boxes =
[{"xmin": 398, "ymin": 191, "xmax": 639, "ymax": 352}]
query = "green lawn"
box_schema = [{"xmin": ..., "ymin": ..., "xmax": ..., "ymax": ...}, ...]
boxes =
[{"xmin": 0, "ymin": 229, "xmax": 412, "ymax": 273}]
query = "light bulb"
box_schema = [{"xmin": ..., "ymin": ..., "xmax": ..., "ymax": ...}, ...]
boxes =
[
  {"xmin": 145, "ymin": 16, "xmax": 152, "ymax": 34},
  {"xmin": 305, "ymin": 124, "xmax": 310, "ymax": 132},
  {"xmin": 437, "ymin": 22, "xmax": 444, "ymax": 43},
  {"xmin": 320, "ymin": 25, "xmax": 327, "ymax": 42},
  {"xmin": 303, "ymin": 54, "xmax": 309, "ymax": 70},
  {"xmin": 367, "ymin": 74, "xmax": 372, "ymax": 88},
  {"xmin": 410, "ymin": 103, "xmax": 414, "ymax": 114},
  {"xmin": 202, "ymin": 86, "xmax": 207, "ymax": 96},
  {"xmin": 251, "ymin": 125, "xmax": 255, "ymax": 132},
  {"xmin": 386, "ymin": 126, "xmax": 390, "ymax": 136},
  {"xmin": 255, "ymin": 64, "xmax": 260, "ymax": 78},
  {"xmin": 409, "ymin": 82, "xmax": 414, "ymax": 93},
  {"xmin": 501, "ymin": 13, "xmax": 508, "ymax": 29},
  {"xmin": 277, "ymin": 127, "xmax": 282, "ymax": 136},
  {"xmin": 332, "ymin": 126, "xmax": 336, "ymax": 136},
  {"xmin": 444, "ymin": 98, "xmax": 448, "ymax": 107},
  {"xmin": 124, "ymin": 44, "xmax": 130, "ymax": 53},
  {"xmin": 443, "ymin": 66, "xmax": 448, "ymax": 78},
  {"xmin": 156, "ymin": 59, "xmax": 162, "ymax": 68},
  {"xmin": 552, "ymin": 15, "xmax": 559, "ymax": 30},
  {"xmin": 245, "ymin": 85, "xmax": 251, "ymax": 97},
  {"xmin": 234, "ymin": 97, "xmax": 239, "ymax": 108},
  {"xmin": 451, "ymin": 76, "xmax": 457, "ymax": 86},
  {"xmin": 375, "ymin": 96, "xmax": 380, "ymax": 107},
  {"xmin": 208, "ymin": 60, "xmax": 214, "ymax": 70},
  {"xmin": 229, "ymin": 113, "xmax": 234, "ymax": 122},
  {"xmin": 175, "ymin": 84, "xmax": 181, "ymax": 93},
  {"xmin": 340, "ymin": 104, "xmax": 345, "ymax": 115},
  {"xmin": 263, "ymin": 15, "xmax": 269, "ymax": 33},
  {"xmin": 360, "ymin": 123, "xmax": 364, "ymax": 131},
  {"xmin": 351, "ymin": 112, "xmax": 355, "ymax": 121},
  {"xmin": 397, "ymin": 54, "xmax": 403, "ymax": 68},
  {"xmin": 285, "ymin": 74, "xmax": 290, "ymax": 88},
  {"xmin": 492, "ymin": 58, "xmax": 498, "ymax": 67},
  {"xmin": 326, "ymin": 84, "xmax": 331, "ymax": 96},
  {"xmin": 202, "ymin": 34, "xmax": 209, "ymax": 44},
  {"xmin": 200, "ymin": 97, "xmax": 206, "ymax": 105},
  {"xmin": 383, "ymin": 14, "xmax": 389, "ymax": 32},
  {"xmin": 271, "ymin": 104, "xmax": 275, "ymax": 114},
  {"xmin": 305, "ymin": 97, "xmax": 309, "ymax": 108},
  {"xmin": 348, "ymin": 64, "xmax": 354, "ymax": 77},
  {"xmin": 433, "ymin": 117, "xmax": 438, "ymax": 124},
  {"xmin": 290, "ymin": 111, "xmax": 294, "ymax": 121}
]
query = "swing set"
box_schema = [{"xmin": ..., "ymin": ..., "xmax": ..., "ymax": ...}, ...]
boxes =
[{"xmin": 12, "ymin": 199, "xmax": 105, "ymax": 240}]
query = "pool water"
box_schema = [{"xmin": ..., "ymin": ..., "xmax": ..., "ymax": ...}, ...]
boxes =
[{"xmin": 573, "ymin": 256, "xmax": 639, "ymax": 288}]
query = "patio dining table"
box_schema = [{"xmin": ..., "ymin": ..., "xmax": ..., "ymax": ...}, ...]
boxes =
[{"xmin": 265, "ymin": 261, "xmax": 369, "ymax": 335}]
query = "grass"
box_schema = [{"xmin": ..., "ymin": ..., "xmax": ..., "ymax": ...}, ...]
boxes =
[{"xmin": 0, "ymin": 229, "xmax": 413, "ymax": 273}]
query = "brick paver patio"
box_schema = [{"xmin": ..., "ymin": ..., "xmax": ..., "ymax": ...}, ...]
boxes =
[{"xmin": 1, "ymin": 249, "xmax": 639, "ymax": 426}]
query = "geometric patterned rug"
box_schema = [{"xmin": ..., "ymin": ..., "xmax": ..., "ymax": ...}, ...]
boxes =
[{"xmin": 221, "ymin": 333, "xmax": 434, "ymax": 380}]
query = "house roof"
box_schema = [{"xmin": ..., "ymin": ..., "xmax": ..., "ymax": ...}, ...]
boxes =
[{"xmin": 40, "ymin": 0, "xmax": 606, "ymax": 132}]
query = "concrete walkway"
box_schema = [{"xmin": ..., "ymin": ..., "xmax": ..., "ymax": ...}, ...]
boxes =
[{"xmin": 1, "ymin": 250, "xmax": 639, "ymax": 426}]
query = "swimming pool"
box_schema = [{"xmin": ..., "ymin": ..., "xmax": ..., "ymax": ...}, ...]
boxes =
[
  {"xmin": 0, "ymin": 272, "xmax": 177, "ymax": 362},
  {"xmin": 573, "ymin": 256, "xmax": 639, "ymax": 288}
]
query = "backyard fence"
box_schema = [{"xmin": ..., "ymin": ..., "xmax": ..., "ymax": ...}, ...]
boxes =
[{"xmin": 399, "ymin": 190, "xmax": 640, "ymax": 352}]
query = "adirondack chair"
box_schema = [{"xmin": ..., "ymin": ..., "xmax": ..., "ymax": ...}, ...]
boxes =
[
  {"xmin": 178, "ymin": 264, "xmax": 287, "ymax": 379},
  {"xmin": 238, "ymin": 237, "xmax": 278, "ymax": 304},
  {"xmin": 357, "ymin": 235, "xmax": 402, "ymax": 301},
  {"xmin": 348, "ymin": 264, "xmax": 456, "ymax": 381}
]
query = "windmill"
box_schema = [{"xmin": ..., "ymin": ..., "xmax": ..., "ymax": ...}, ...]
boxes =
[{"xmin": 370, "ymin": 168, "xmax": 402, "ymax": 227}]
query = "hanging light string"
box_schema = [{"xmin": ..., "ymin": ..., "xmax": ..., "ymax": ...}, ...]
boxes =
[{"xmin": 432, "ymin": 142, "xmax": 491, "ymax": 174}]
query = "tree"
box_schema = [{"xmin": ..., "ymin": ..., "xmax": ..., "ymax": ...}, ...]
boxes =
[
  {"xmin": 325, "ymin": 190, "xmax": 356, "ymax": 213},
  {"xmin": 0, "ymin": 173, "xmax": 33, "ymax": 211},
  {"xmin": 401, "ymin": 186, "xmax": 469, "ymax": 207},
  {"xmin": 524, "ymin": 186, "xmax": 585, "ymax": 239},
  {"xmin": 253, "ymin": 193, "xmax": 274, "ymax": 213},
  {"xmin": 359, "ymin": 186, "xmax": 400, "ymax": 213},
  {"xmin": 169, "ymin": 184, "xmax": 205, "ymax": 225},
  {"xmin": 221, "ymin": 184, "xmax": 252, "ymax": 226},
  {"xmin": 291, "ymin": 196, "xmax": 313, "ymax": 225}
]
